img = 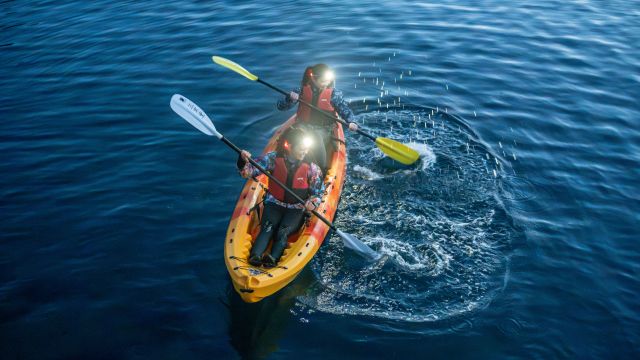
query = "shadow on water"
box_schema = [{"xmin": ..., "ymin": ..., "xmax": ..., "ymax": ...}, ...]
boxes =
[{"xmin": 223, "ymin": 268, "xmax": 317, "ymax": 360}]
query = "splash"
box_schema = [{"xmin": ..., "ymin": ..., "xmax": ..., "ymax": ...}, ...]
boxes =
[
  {"xmin": 407, "ymin": 141, "xmax": 436, "ymax": 171},
  {"xmin": 298, "ymin": 104, "xmax": 516, "ymax": 324},
  {"xmin": 352, "ymin": 165, "xmax": 383, "ymax": 180}
]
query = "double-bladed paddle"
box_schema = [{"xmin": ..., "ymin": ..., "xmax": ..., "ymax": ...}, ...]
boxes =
[
  {"xmin": 170, "ymin": 94, "xmax": 381, "ymax": 261},
  {"xmin": 211, "ymin": 56, "xmax": 420, "ymax": 166}
]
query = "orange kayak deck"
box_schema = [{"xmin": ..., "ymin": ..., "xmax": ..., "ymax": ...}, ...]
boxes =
[{"xmin": 224, "ymin": 115, "xmax": 347, "ymax": 303}]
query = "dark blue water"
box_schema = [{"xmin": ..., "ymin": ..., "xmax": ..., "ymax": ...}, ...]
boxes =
[{"xmin": 2, "ymin": 1, "xmax": 639, "ymax": 359}]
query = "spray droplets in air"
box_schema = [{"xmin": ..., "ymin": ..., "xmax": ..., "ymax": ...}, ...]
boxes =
[{"xmin": 347, "ymin": 50, "xmax": 520, "ymax": 178}]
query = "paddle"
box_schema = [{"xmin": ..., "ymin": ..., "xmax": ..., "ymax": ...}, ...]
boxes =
[
  {"xmin": 211, "ymin": 56, "xmax": 420, "ymax": 166},
  {"xmin": 170, "ymin": 94, "xmax": 381, "ymax": 261}
]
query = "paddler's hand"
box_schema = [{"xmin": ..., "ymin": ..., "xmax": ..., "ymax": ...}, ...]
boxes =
[
  {"xmin": 348, "ymin": 122, "xmax": 359, "ymax": 132},
  {"xmin": 304, "ymin": 199, "xmax": 317, "ymax": 212},
  {"xmin": 288, "ymin": 91, "xmax": 299, "ymax": 102},
  {"xmin": 239, "ymin": 150, "xmax": 252, "ymax": 178},
  {"xmin": 240, "ymin": 150, "xmax": 252, "ymax": 162}
]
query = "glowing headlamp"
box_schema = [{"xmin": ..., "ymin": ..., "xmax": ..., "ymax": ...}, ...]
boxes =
[
  {"xmin": 302, "ymin": 136, "xmax": 313, "ymax": 149},
  {"xmin": 321, "ymin": 70, "xmax": 335, "ymax": 82},
  {"xmin": 312, "ymin": 70, "xmax": 335, "ymax": 83},
  {"xmin": 284, "ymin": 136, "xmax": 313, "ymax": 151}
]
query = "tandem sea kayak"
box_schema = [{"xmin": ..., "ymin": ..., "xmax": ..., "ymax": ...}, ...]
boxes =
[{"xmin": 224, "ymin": 115, "xmax": 347, "ymax": 303}]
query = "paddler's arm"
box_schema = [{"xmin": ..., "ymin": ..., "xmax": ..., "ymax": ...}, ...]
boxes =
[
  {"xmin": 331, "ymin": 89, "xmax": 359, "ymax": 132},
  {"xmin": 237, "ymin": 151, "xmax": 276, "ymax": 178},
  {"xmin": 305, "ymin": 163, "xmax": 325, "ymax": 211},
  {"xmin": 276, "ymin": 87, "xmax": 301, "ymax": 111}
]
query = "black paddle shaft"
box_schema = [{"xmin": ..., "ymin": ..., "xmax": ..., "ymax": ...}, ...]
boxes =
[
  {"xmin": 219, "ymin": 136, "xmax": 336, "ymax": 230},
  {"xmin": 257, "ymin": 79, "xmax": 376, "ymax": 141}
]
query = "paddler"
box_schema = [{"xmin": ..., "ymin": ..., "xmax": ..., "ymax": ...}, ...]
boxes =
[
  {"xmin": 277, "ymin": 64, "xmax": 359, "ymax": 170},
  {"xmin": 237, "ymin": 127, "xmax": 324, "ymax": 268}
]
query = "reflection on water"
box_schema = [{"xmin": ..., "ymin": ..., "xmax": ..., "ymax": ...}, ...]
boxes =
[{"xmin": 226, "ymin": 268, "xmax": 317, "ymax": 359}]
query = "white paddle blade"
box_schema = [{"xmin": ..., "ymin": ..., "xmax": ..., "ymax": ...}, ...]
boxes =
[
  {"xmin": 336, "ymin": 229, "xmax": 382, "ymax": 261},
  {"xmin": 170, "ymin": 94, "xmax": 222, "ymax": 139}
]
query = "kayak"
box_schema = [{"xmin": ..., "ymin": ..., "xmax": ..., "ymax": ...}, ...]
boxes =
[{"xmin": 224, "ymin": 115, "xmax": 347, "ymax": 303}]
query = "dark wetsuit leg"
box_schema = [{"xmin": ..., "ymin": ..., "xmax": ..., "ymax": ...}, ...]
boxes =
[
  {"xmin": 269, "ymin": 207, "xmax": 305, "ymax": 261},
  {"xmin": 250, "ymin": 202, "xmax": 284, "ymax": 258}
]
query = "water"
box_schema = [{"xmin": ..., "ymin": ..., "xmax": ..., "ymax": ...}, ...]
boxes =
[{"xmin": 2, "ymin": 1, "xmax": 639, "ymax": 359}]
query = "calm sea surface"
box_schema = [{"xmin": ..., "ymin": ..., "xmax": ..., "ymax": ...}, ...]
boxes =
[{"xmin": 2, "ymin": 1, "xmax": 639, "ymax": 359}]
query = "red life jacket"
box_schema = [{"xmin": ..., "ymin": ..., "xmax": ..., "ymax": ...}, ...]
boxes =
[
  {"xmin": 296, "ymin": 85, "xmax": 336, "ymax": 126},
  {"xmin": 270, "ymin": 157, "xmax": 311, "ymax": 203}
]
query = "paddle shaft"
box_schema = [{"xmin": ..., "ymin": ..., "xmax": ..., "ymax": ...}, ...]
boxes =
[
  {"xmin": 219, "ymin": 136, "xmax": 337, "ymax": 230},
  {"xmin": 257, "ymin": 79, "xmax": 376, "ymax": 141}
]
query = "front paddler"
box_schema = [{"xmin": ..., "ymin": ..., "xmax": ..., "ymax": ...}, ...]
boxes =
[{"xmin": 237, "ymin": 127, "xmax": 325, "ymax": 268}]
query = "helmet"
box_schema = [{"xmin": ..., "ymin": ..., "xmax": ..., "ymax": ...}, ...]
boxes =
[
  {"xmin": 302, "ymin": 64, "xmax": 335, "ymax": 88},
  {"xmin": 277, "ymin": 127, "xmax": 312, "ymax": 154}
]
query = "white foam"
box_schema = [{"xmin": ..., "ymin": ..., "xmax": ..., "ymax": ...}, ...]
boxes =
[
  {"xmin": 353, "ymin": 165, "xmax": 383, "ymax": 180},
  {"xmin": 353, "ymin": 215, "xmax": 386, "ymax": 225},
  {"xmin": 365, "ymin": 236, "xmax": 451, "ymax": 274},
  {"xmin": 407, "ymin": 142, "xmax": 436, "ymax": 171}
]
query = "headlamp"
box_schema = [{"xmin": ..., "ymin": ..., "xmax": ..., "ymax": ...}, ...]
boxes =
[
  {"xmin": 312, "ymin": 70, "xmax": 335, "ymax": 83},
  {"xmin": 322, "ymin": 70, "xmax": 335, "ymax": 82},
  {"xmin": 302, "ymin": 136, "xmax": 313, "ymax": 149}
]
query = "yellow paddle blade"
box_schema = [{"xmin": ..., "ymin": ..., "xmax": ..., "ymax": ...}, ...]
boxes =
[
  {"xmin": 375, "ymin": 137, "xmax": 420, "ymax": 165},
  {"xmin": 211, "ymin": 56, "xmax": 258, "ymax": 81}
]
